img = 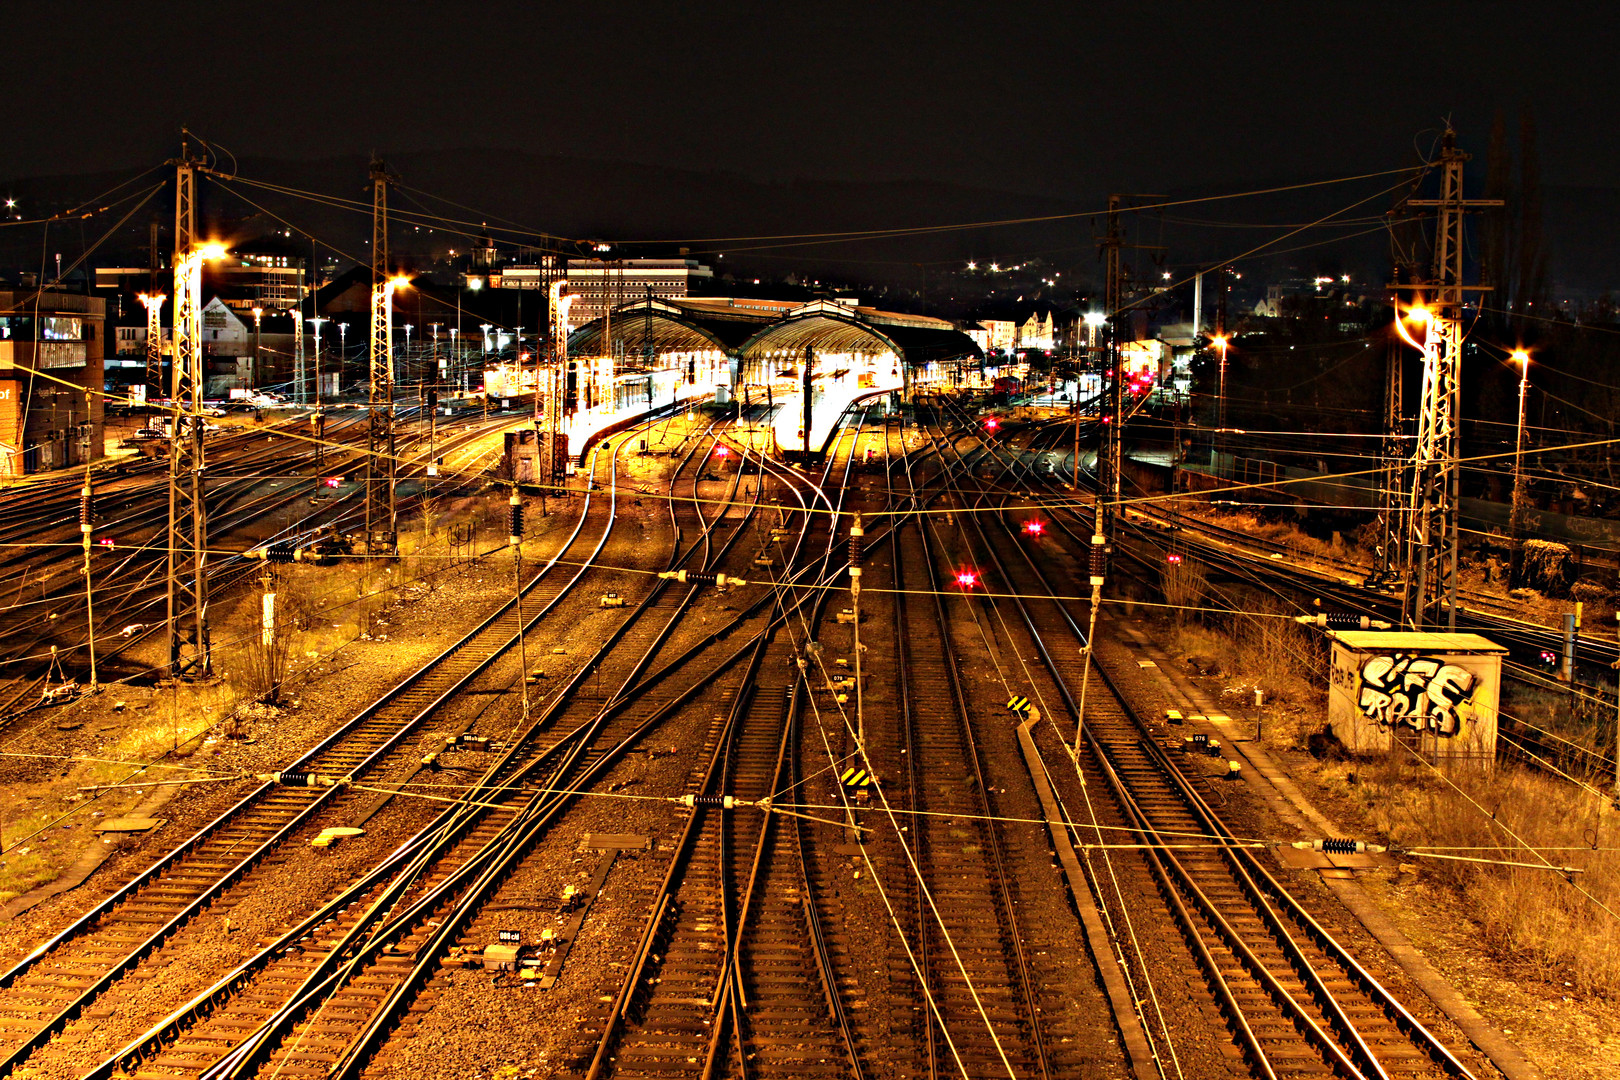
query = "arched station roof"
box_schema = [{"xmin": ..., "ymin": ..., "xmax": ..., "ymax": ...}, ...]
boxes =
[{"xmin": 568, "ymin": 296, "xmax": 982, "ymax": 366}]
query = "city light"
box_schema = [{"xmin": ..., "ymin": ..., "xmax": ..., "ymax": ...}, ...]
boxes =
[
  {"xmin": 389, "ymin": 275, "xmax": 411, "ymax": 290},
  {"xmin": 1511, "ymin": 348, "xmax": 1530, "ymax": 366},
  {"xmin": 198, "ymin": 242, "xmax": 227, "ymax": 260},
  {"xmin": 1084, "ymin": 312, "xmax": 1107, "ymax": 328}
]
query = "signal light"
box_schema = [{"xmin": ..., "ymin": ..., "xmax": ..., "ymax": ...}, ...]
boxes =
[
  {"xmin": 1167, "ymin": 553, "xmax": 1182, "ymax": 564},
  {"xmin": 715, "ymin": 446, "xmax": 729, "ymax": 457},
  {"xmin": 955, "ymin": 570, "xmax": 979, "ymax": 588},
  {"xmin": 324, "ymin": 476, "xmax": 343, "ymax": 488},
  {"xmin": 97, "ymin": 538, "xmax": 115, "ymax": 550},
  {"xmin": 1022, "ymin": 520, "xmax": 1044, "ymax": 537},
  {"xmin": 984, "ymin": 418, "xmax": 999, "ymax": 431}
]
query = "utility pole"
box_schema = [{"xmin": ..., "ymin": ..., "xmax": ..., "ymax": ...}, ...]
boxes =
[
  {"xmin": 292, "ymin": 305, "xmax": 304, "ymax": 405},
  {"xmin": 166, "ymin": 135, "xmax": 214, "ymax": 677},
  {"xmin": 542, "ymin": 256, "xmax": 569, "ymax": 505},
  {"xmin": 80, "ymin": 471, "xmax": 98, "ymax": 690},
  {"xmin": 1399, "ymin": 129, "xmax": 1501, "ymax": 630},
  {"xmin": 848, "ymin": 515, "xmax": 865, "ymax": 750},
  {"xmin": 1097, "ymin": 194, "xmax": 1124, "ymax": 539},
  {"xmin": 802, "ymin": 346, "xmax": 814, "ymax": 454},
  {"xmin": 251, "ymin": 306, "xmax": 263, "ymax": 390},
  {"xmin": 365, "ymin": 158, "xmax": 398, "ymax": 555}
]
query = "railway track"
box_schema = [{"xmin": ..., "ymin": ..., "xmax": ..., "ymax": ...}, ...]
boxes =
[
  {"xmin": 77, "ymin": 418, "xmax": 760, "ymax": 1079},
  {"xmin": 0, "ymin": 406, "xmax": 529, "ymax": 722},
  {"xmin": 74, "ymin": 401, "xmax": 878, "ymax": 1079},
  {"xmin": 0, "ymin": 411, "xmax": 650, "ymax": 1076},
  {"xmin": 924, "ymin": 398, "xmax": 1486, "ymax": 1079}
]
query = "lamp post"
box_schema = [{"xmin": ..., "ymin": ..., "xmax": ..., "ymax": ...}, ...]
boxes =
[
  {"xmin": 402, "ymin": 322, "xmax": 413, "ymax": 387},
  {"xmin": 337, "ymin": 321, "xmax": 349, "ymax": 393},
  {"xmin": 250, "ymin": 305, "xmax": 263, "ymax": 390},
  {"xmin": 480, "ymin": 323, "xmax": 494, "ymax": 397},
  {"xmin": 1212, "ymin": 332, "xmax": 1230, "ymax": 474},
  {"xmin": 1511, "ymin": 348, "xmax": 1531, "ymax": 541},
  {"xmin": 450, "ymin": 328, "xmax": 460, "ymax": 392},
  {"xmin": 308, "ymin": 316, "xmax": 328, "ymax": 402},
  {"xmin": 461, "ymin": 277, "xmax": 483, "ymax": 394}
]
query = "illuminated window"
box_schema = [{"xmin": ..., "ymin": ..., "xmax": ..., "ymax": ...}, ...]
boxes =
[{"xmin": 41, "ymin": 317, "xmax": 83, "ymax": 341}]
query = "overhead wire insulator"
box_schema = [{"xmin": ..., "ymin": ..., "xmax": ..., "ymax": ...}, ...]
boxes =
[
  {"xmin": 508, "ymin": 488, "xmax": 523, "ymax": 545},
  {"xmin": 79, "ymin": 479, "xmax": 94, "ymax": 535},
  {"xmin": 676, "ymin": 793, "xmax": 738, "ymax": 809},
  {"xmin": 1291, "ymin": 838, "xmax": 1386, "ymax": 855},
  {"xmin": 848, "ymin": 515, "xmax": 864, "ymax": 598},
  {"xmin": 256, "ymin": 771, "xmax": 348, "ymax": 788},
  {"xmin": 1294, "ymin": 613, "xmax": 1393, "ymax": 630},
  {"xmin": 658, "ymin": 569, "xmax": 748, "ymax": 588},
  {"xmin": 1088, "ymin": 533, "xmax": 1108, "ymax": 585}
]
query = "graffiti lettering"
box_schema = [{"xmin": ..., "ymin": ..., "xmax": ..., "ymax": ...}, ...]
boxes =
[{"xmin": 1357, "ymin": 655, "xmax": 1476, "ymax": 736}]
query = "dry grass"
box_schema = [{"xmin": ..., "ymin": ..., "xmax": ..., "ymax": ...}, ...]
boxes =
[
  {"xmin": 0, "ymin": 809, "xmax": 63, "ymax": 902},
  {"xmin": 1346, "ymin": 755, "xmax": 1620, "ymax": 994}
]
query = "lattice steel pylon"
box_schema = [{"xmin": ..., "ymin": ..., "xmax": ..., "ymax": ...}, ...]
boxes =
[
  {"xmin": 140, "ymin": 292, "xmax": 165, "ymax": 403},
  {"xmin": 1399, "ymin": 129, "xmax": 1501, "ymax": 630},
  {"xmin": 365, "ymin": 158, "xmax": 398, "ymax": 554},
  {"xmin": 166, "ymin": 139, "xmax": 211, "ymax": 676}
]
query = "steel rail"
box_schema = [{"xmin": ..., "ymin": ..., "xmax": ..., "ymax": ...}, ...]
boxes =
[
  {"xmin": 0, "ymin": 426, "xmax": 640, "ymax": 1074},
  {"xmin": 935, "ymin": 395, "xmax": 1480, "ymax": 1079}
]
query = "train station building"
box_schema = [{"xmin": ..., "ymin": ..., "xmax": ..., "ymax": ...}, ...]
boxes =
[
  {"xmin": 0, "ymin": 288, "xmax": 107, "ymax": 476},
  {"xmin": 566, "ymin": 294, "xmax": 982, "ymax": 405}
]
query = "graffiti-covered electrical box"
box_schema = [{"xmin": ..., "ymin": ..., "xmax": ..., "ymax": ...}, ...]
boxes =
[{"xmin": 1326, "ymin": 631, "xmax": 1505, "ymax": 766}]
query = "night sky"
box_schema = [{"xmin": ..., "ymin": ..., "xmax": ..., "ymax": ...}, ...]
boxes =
[{"xmin": 5, "ymin": 3, "xmax": 1617, "ymax": 283}]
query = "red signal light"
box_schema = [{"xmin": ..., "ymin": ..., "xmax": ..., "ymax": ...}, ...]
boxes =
[
  {"xmin": 715, "ymin": 446, "xmax": 729, "ymax": 458},
  {"xmin": 324, "ymin": 476, "xmax": 342, "ymax": 488},
  {"xmin": 984, "ymin": 418, "xmax": 999, "ymax": 431},
  {"xmin": 1167, "ymin": 553, "xmax": 1182, "ymax": 564},
  {"xmin": 1023, "ymin": 520, "xmax": 1044, "ymax": 536},
  {"xmin": 955, "ymin": 570, "xmax": 979, "ymax": 588},
  {"xmin": 97, "ymin": 538, "xmax": 115, "ymax": 549}
]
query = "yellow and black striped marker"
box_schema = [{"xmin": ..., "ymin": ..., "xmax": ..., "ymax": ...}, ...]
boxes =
[
  {"xmin": 840, "ymin": 767, "xmax": 873, "ymax": 789},
  {"xmin": 1006, "ymin": 695, "xmax": 1031, "ymax": 715}
]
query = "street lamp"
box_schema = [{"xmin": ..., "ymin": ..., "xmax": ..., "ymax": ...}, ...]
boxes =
[
  {"xmin": 460, "ymin": 277, "xmax": 482, "ymax": 393},
  {"xmin": 1511, "ymin": 348, "xmax": 1532, "ymax": 540},
  {"xmin": 1212, "ymin": 333, "xmax": 1230, "ymax": 473},
  {"xmin": 337, "ymin": 320, "xmax": 349, "ymax": 391},
  {"xmin": 251, "ymin": 305, "xmax": 263, "ymax": 390},
  {"xmin": 308, "ymin": 316, "xmax": 328, "ymax": 401}
]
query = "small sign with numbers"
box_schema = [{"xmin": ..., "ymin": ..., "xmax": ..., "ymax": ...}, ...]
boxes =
[{"xmin": 498, "ymin": 929, "xmax": 522, "ymax": 945}]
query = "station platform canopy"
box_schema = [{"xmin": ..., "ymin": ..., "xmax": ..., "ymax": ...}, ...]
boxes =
[{"xmin": 567, "ymin": 296, "xmax": 982, "ymax": 369}]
